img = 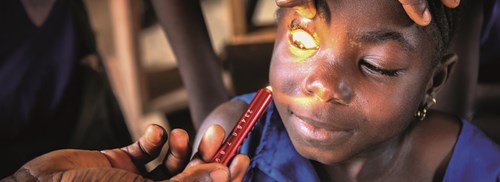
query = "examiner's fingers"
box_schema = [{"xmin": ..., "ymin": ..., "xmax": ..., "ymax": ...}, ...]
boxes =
[
  {"xmin": 167, "ymin": 163, "xmax": 230, "ymax": 182},
  {"xmin": 399, "ymin": 0, "xmax": 432, "ymax": 26},
  {"xmin": 165, "ymin": 128, "xmax": 191, "ymax": 174},
  {"xmin": 102, "ymin": 124, "xmax": 168, "ymax": 173},
  {"xmin": 50, "ymin": 168, "xmax": 151, "ymax": 182},
  {"xmin": 198, "ymin": 124, "xmax": 226, "ymax": 162},
  {"xmin": 229, "ymin": 154, "xmax": 250, "ymax": 182},
  {"xmin": 276, "ymin": 0, "xmax": 317, "ymax": 19},
  {"xmin": 441, "ymin": 0, "xmax": 460, "ymax": 8}
]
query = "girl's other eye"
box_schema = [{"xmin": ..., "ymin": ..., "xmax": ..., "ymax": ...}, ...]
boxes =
[
  {"xmin": 360, "ymin": 59, "xmax": 402, "ymax": 77},
  {"xmin": 289, "ymin": 28, "xmax": 319, "ymax": 50}
]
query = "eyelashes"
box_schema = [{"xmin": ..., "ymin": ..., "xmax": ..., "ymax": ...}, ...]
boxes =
[
  {"xmin": 287, "ymin": 19, "xmax": 319, "ymax": 61},
  {"xmin": 289, "ymin": 29, "xmax": 319, "ymax": 50},
  {"xmin": 288, "ymin": 19, "xmax": 319, "ymax": 51},
  {"xmin": 360, "ymin": 60, "xmax": 402, "ymax": 77}
]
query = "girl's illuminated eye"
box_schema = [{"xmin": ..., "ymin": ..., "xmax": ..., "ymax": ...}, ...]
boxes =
[{"xmin": 289, "ymin": 28, "xmax": 319, "ymax": 50}]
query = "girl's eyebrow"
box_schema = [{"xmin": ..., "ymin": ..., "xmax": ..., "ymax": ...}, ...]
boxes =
[{"xmin": 358, "ymin": 30, "xmax": 416, "ymax": 51}]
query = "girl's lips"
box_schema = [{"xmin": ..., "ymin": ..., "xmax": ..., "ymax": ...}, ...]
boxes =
[
  {"xmin": 291, "ymin": 113, "xmax": 352, "ymax": 147},
  {"xmin": 295, "ymin": 114, "xmax": 347, "ymax": 131}
]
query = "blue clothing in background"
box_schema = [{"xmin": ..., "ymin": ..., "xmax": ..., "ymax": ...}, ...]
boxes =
[
  {"xmin": 0, "ymin": 0, "xmax": 81, "ymax": 173},
  {"xmin": 0, "ymin": 0, "xmax": 79, "ymax": 132},
  {"xmin": 0, "ymin": 0, "xmax": 81, "ymax": 176},
  {"xmin": 234, "ymin": 93, "xmax": 500, "ymax": 182},
  {"xmin": 0, "ymin": 0, "xmax": 131, "ymax": 177}
]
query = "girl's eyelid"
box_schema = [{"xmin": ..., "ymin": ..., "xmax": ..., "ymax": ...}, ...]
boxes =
[
  {"xmin": 362, "ymin": 56, "xmax": 407, "ymax": 71},
  {"xmin": 360, "ymin": 59, "xmax": 405, "ymax": 77},
  {"xmin": 288, "ymin": 23, "xmax": 319, "ymax": 51},
  {"xmin": 286, "ymin": 28, "xmax": 318, "ymax": 61},
  {"xmin": 290, "ymin": 30, "xmax": 319, "ymax": 50}
]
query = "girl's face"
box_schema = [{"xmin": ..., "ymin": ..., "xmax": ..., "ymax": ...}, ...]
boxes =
[{"xmin": 269, "ymin": 0, "xmax": 438, "ymax": 164}]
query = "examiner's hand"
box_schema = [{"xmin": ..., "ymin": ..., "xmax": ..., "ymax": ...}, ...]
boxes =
[
  {"xmin": 188, "ymin": 124, "xmax": 251, "ymax": 182},
  {"xmin": 276, "ymin": 0, "xmax": 317, "ymax": 19},
  {"xmin": 275, "ymin": 0, "xmax": 460, "ymax": 25},
  {"xmin": 2, "ymin": 125, "xmax": 245, "ymax": 182},
  {"xmin": 399, "ymin": 0, "xmax": 460, "ymax": 25}
]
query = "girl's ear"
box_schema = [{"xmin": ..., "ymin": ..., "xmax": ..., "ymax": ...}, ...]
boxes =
[{"xmin": 426, "ymin": 53, "xmax": 458, "ymax": 97}]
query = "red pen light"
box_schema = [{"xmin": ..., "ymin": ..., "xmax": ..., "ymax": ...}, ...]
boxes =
[{"xmin": 211, "ymin": 86, "xmax": 273, "ymax": 166}]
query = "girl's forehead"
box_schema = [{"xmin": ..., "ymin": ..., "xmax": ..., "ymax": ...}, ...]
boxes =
[
  {"xmin": 313, "ymin": 0, "xmax": 423, "ymax": 52},
  {"xmin": 318, "ymin": 0, "xmax": 412, "ymax": 26}
]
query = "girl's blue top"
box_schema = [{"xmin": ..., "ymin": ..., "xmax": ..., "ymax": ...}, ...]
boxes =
[{"xmin": 234, "ymin": 92, "xmax": 500, "ymax": 182}]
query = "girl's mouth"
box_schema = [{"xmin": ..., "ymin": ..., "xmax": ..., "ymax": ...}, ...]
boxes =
[{"xmin": 291, "ymin": 113, "xmax": 353, "ymax": 147}]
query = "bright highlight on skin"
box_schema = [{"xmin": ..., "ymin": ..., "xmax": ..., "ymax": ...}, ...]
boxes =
[
  {"xmin": 290, "ymin": 29, "xmax": 319, "ymax": 50},
  {"xmin": 288, "ymin": 27, "xmax": 319, "ymax": 61},
  {"xmin": 266, "ymin": 86, "xmax": 273, "ymax": 92}
]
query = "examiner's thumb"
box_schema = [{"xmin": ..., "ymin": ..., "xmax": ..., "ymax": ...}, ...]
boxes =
[
  {"xmin": 165, "ymin": 163, "xmax": 229, "ymax": 182},
  {"xmin": 210, "ymin": 168, "xmax": 230, "ymax": 182}
]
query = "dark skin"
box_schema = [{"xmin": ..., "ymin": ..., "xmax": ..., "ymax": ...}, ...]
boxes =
[
  {"xmin": 275, "ymin": 0, "xmax": 460, "ymax": 25},
  {"xmin": 278, "ymin": 0, "xmax": 483, "ymax": 124},
  {"xmin": 198, "ymin": 0, "xmax": 461, "ymax": 181},
  {"xmin": 2, "ymin": 125, "xmax": 249, "ymax": 181}
]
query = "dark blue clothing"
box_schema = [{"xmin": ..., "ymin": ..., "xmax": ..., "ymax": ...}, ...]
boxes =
[
  {"xmin": 0, "ymin": 0, "xmax": 131, "ymax": 177},
  {"xmin": 0, "ymin": 0, "xmax": 81, "ymax": 175},
  {"xmin": 443, "ymin": 117, "xmax": 500, "ymax": 181},
  {"xmin": 234, "ymin": 93, "xmax": 500, "ymax": 181},
  {"xmin": 0, "ymin": 0, "xmax": 79, "ymax": 133}
]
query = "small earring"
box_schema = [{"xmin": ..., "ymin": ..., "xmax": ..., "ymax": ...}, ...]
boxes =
[
  {"xmin": 415, "ymin": 108, "xmax": 427, "ymax": 121},
  {"xmin": 415, "ymin": 97, "xmax": 435, "ymax": 121}
]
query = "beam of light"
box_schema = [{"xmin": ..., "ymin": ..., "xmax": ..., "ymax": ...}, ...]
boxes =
[
  {"xmin": 288, "ymin": 28, "xmax": 319, "ymax": 62},
  {"xmin": 290, "ymin": 29, "xmax": 319, "ymax": 50},
  {"xmin": 274, "ymin": 89, "xmax": 321, "ymax": 106}
]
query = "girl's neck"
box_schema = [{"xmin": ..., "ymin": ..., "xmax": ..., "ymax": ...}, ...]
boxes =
[
  {"xmin": 313, "ymin": 124, "xmax": 414, "ymax": 181},
  {"xmin": 312, "ymin": 112, "xmax": 461, "ymax": 181}
]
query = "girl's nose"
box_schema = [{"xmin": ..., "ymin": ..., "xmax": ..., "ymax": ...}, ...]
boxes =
[{"xmin": 303, "ymin": 63, "xmax": 353, "ymax": 104}]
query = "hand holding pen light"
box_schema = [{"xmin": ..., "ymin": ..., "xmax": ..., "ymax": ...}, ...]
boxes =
[{"xmin": 211, "ymin": 86, "xmax": 273, "ymax": 166}]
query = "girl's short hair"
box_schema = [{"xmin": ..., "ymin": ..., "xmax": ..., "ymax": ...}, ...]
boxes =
[{"xmin": 426, "ymin": 0, "xmax": 459, "ymax": 66}]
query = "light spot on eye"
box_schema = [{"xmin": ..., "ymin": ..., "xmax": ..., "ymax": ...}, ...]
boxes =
[{"xmin": 290, "ymin": 29, "xmax": 319, "ymax": 50}]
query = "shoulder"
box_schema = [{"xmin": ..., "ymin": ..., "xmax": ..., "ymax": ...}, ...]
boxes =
[
  {"xmin": 202, "ymin": 99, "xmax": 249, "ymax": 135},
  {"xmin": 443, "ymin": 118, "xmax": 500, "ymax": 181},
  {"xmin": 193, "ymin": 94, "xmax": 253, "ymax": 151},
  {"xmin": 231, "ymin": 92, "xmax": 258, "ymax": 104},
  {"xmin": 408, "ymin": 111, "xmax": 500, "ymax": 180},
  {"xmin": 196, "ymin": 92, "xmax": 259, "ymax": 140}
]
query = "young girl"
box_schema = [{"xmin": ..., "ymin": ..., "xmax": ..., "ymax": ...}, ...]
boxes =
[{"xmin": 199, "ymin": 0, "xmax": 500, "ymax": 181}]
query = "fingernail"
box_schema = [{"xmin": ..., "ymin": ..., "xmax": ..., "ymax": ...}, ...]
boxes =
[
  {"xmin": 210, "ymin": 169, "xmax": 229, "ymax": 181},
  {"xmin": 302, "ymin": 9, "xmax": 316, "ymax": 19},
  {"xmin": 146, "ymin": 125, "xmax": 166, "ymax": 145},
  {"xmin": 276, "ymin": 0, "xmax": 296, "ymax": 7},
  {"xmin": 204, "ymin": 125, "xmax": 218, "ymax": 139},
  {"xmin": 294, "ymin": 6, "xmax": 316, "ymax": 19},
  {"xmin": 422, "ymin": 8, "xmax": 431, "ymax": 25}
]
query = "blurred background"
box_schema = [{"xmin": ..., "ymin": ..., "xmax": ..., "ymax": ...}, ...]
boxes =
[{"xmin": 84, "ymin": 0, "xmax": 278, "ymax": 139}]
